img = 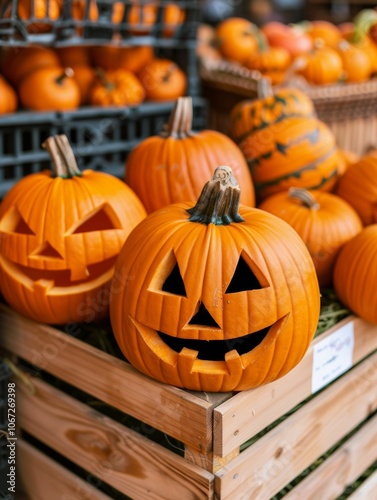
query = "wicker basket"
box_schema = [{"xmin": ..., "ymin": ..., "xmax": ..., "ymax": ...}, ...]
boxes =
[{"xmin": 200, "ymin": 57, "xmax": 377, "ymax": 156}]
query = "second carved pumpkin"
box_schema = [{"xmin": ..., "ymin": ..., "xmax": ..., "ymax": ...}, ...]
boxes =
[{"xmin": 125, "ymin": 97, "xmax": 255, "ymax": 213}]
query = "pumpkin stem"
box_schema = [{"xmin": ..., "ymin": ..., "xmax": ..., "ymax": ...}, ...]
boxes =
[
  {"xmin": 288, "ymin": 187, "xmax": 320, "ymax": 210},
  {"xmin": 42, "ymin": 135, "xmax": 82, "ymax": 178},
  {"xmin": 163, "ymin": 96, "xmax": 194, "ymax": 138},
  {"xmin": 95, "ymin": 68, "xmax": 116, "ymax": 91},
  {"xmin": 257, "ymin": 77, "xmax": 273, "ymax": 99},
  {"xmin": 55, "ymin": 67, "xmax": 75, "ymax": 85},
  {"xmin": 187, "ymin": 166, "xmax": 244, "ymax": 225},
  {"xmin": 162, "ymin": 63, "xmax": 177, "ymax": 82}
]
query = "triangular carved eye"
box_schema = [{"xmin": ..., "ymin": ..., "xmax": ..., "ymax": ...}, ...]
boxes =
[
  {"xmin": 188, "ymin": 302, "xmax": 221, "ymax": 328},
  {"xmin": 162, "ymin": 262, "xmax": 187, "ymax": 297},
  {"xmin": 225, "ymin": 254, "xmax": 266, "ymax": 293},
  {"xmin": 33, "ymin": 242, "xmax": 64, "ymax": 259},
  {"xmin": 0, "ymin": 207, "xmax": 35, "ymax": 235},
  {"xmin": 71, "ymin": 205, "xmax": 121, "ymax": 234}
]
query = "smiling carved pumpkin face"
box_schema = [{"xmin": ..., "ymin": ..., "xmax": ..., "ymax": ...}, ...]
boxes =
[
  {"xmin": 0, "ymin": 135, "xmax": 146, "ymax": 325},
  {"xmin": 110, "ymin": 167, "xmax": 320, "ymax": 392}
]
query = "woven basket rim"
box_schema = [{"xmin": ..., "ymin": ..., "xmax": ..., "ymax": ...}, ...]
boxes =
[{"xmin": 199, "ymin": 57, "xmax": 377, "ymax": 103}]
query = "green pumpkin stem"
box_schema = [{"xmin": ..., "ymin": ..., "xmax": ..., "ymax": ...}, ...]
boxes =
[
  {"xmin": 95, "ymin": 68, "xmax": 115, "ymax": 91},
  {"xmin": 42, "ymin": 135, "xmax": 82, "ymax": 178},
  {"xmin": 187, "ymin": 166, "xmax": 244, "ymax": 225},
  {"xmin": 288, "ymin": 187, "xmax": 320, "ymax": 210},
  {"xmin": 162, "ymin": 96, "xmax": 194, "ymax": 138}
]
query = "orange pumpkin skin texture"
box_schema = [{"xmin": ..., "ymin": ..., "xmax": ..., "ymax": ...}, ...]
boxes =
[
  {"xmin": 1, "ymin": 46, "xmax": 61, "ymax": 87},
  {"xmin": 333, "ymin": 225, "xmax": 377, "ymax": 324},
  {"xmin": 0, "ymin": 76, "xmax": 18, "ymax": 114},
  {"xmin": 215, "ymin": 17, "xmax": 259, "ymax": 65},
  {"xmin": 18, "ymin": 67, "xmax": 81, "ymax": 112},
  {"xmin": 70, "ymin": 64, "xmax": 97, "ymax": 105},
  {"xmin": 306, "ymin": 21, "xmax": 342, "ymax": 48},
  {"xmin": 56, "ymin": 46, "xmax": 91, "ymax": 67},
  {"xmin": 259, "ymin": 188, "xmax": 363, "ymax": 287},
  {"xmin": 110, "ymin": 167, "xmax": 320, "ymax": 392},
  {"xmin": 336, "ymin": 154, "xmax": 377, "ymax": 226},
  {"xmin": 89, "ymin": 69, "xmax": 145, "ymax": 107},
  {"xmin": 0, "ymin": 135, "xmax": 146, "ymax": 325},
  {"xmin": 337, "ymin": 41, "xmax": 372, "ymax": 83},
  {"xmin": 89, "ymin": 45, "xmax": 154, "ymax": 73},
  {"xmin": 296, "ymin": 44, "xmax": 343, "ymax": 85},
  {"xmin": 234, "ymin": 116, "xmax": 339, "ymax": 202},
  {"xmin": 244, "ymin": 46, "xmax": 291, "ymax": 85},
  {"xmin": 230, "ymin": 82, "xmax": 315, "ymax": 144},
  {"xmin": 138, "ymin": 59, "xmax": 186, "ymax": 101},
  {"xmin": 125, "ymin": 97, "xmax": 255, "ymax": 212}
]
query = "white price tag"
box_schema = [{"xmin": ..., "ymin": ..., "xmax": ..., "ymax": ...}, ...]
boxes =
[{"xmin": 312, "ymin": 322, "xmax": 354, "ymax": 394}]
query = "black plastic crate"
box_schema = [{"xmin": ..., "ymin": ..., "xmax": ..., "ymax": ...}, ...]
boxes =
[
  {"xmin": 0, "ymin": 0, "xmax": 201, "ymax": 46},
  {"xmin": 0, "ymin": 97, "xmax": 208, "ymax": 198},
  {"xmin": 0, "ymin": 359, "xmax": 13, "ymax": 498}
]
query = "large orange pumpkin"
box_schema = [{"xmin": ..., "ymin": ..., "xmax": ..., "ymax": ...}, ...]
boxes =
[
  {"xmin": 333, "ymin": 225, "xmax": 377, "ymax": 324},
  {"xmin": 125, "ymin": 97, "xmax": 255, "ymax": 213},
  {"xmin": 110, "ymin": 166, "xmax": 320, "ymax": 392},
  {"xmin": 0, "ymin": 135, "xmax": 146, "ymax": 325},
  {"xmin": 259, "ymin": 188, "xmax": 363, "ymax": 287}
]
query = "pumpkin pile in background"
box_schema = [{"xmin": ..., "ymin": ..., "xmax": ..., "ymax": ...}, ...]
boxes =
[
  {"xmin": 199, "ymin": 9, "xmax": 377, "ymax": 86},
  {"xmin": 0, "ymin": 43, "xmax": 187, "ymax": 112}
]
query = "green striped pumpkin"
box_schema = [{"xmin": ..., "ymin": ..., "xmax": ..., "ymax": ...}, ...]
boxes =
[{"xmin": 234, "ymin": 115, "xmax": 340, "ymax": 202}]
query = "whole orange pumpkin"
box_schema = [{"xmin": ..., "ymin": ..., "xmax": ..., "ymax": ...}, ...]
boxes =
[
  {"xmin": 0, "ymin": 135, "xmax": 146, "ymax": 325},
  {"xmin": 125, "ymin": 96, "xmax": 255, "ymax": 213},
  {"xmin": 215, "ymin": 17, "xmax": 260, "ymax": 64},
  {"xmin": 89, "ymin": 69, "xmax": 145, "ymax": 107},
  {"xmin": 337, "ymin": 40, "xmax": 372, "ymax": 83},
  {"xmin": 110, "ymin": 166, "xmax": 320, "ymax": 392},
  {"xmin": 137, "ymin": 58, "xmax": 186, "ymax": 101},
  {"xmin": 18, "ymin": 67, "xmax": 81, "ymax": 111},
  {"xmin": 259, "ymin": 188, "xmax": 363, "ymax": 287},
  {"xmin": 306, "ymin": 20, "xmax": 342, "ymax": 48},
  {"xmin": 296, "ymin": 41, "xmax": 343, "ymax": 85}
]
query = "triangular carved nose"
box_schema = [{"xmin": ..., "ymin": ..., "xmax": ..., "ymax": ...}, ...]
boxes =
[
  {"xmin": 32, "ymin": 242, "xmax": 64, "ymax": 260},
  {"xmin": 188, "ymin": 302, "xmax": 221, "ymax": 329}
]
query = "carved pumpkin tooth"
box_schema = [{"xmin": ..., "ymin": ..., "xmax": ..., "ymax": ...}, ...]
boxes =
[{"xmin": 33, "ymin": 279, "xmax": 54, "ymax": 296}]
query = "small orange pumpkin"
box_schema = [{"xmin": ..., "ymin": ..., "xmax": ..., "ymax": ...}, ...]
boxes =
[
  {"xmin": 296, "ymin": 40, "xmax": 343, "ymax": 85},
  {"xmin": 0, "ymin": 134, "xmax": 146, "ymax": 325},
  {"xmin": 125, "ymin": 96, "xmax": 255, "ymax": 213},
  {"xmin": 215, "ymin": 17, "xmax": 260, "ymax": 65},
  {"xmin": 110, "ymin": 166, "xmax": 320, "ymax": 392},
  {"xmin": 137, "ymin": 58, "xmax": 186, "ymax": 101},
  {"xmin": 259, "ymin": 188, "xmax": 363, "ymax": 287},
  {"xmin": 0, "ymin": 76, "xmax": 18, "ymax": 114},
  {"xmin": 337, "ymin": 40, "xmax": 372, "ymax": 82},
  {"xmin": 244, "ymin": 38, "xmax": 291, "ymax": 85},
  {"xmin": 89, "ymin": 69, "xmax": 145, "ymax": 107},
  {"xmin": 306, "ymin": 20, "xmax": 342, "ymax": 49},
  {"xmin": 19, "ymin": 67, "xmax": 81, "ymax": 112}
]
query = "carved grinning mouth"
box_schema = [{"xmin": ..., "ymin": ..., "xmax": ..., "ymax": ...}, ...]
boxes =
[{"xmin": 158, "ymin": 326, "xmax": 272, "ymax": 361}]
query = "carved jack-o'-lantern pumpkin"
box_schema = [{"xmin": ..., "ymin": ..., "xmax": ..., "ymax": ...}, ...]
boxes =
[
  {"xmin": 110, "ymin": 166, "xmax": 320, "ymax": 392},
  {"xmin": 0, "ymin": 135, "xmax": 146, "ymax": 325}
]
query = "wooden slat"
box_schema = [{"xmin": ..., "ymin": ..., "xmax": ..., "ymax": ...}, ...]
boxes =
[
  {"xmin": 0, "ymin": 305, "xmax": 214, "ymax": 453},
  {"xmin": 17, "ymin": 374, "xmax": 214, "ymax": 500},
  {"xmin": 348, "ymin": 470, "xmax": 377, "ymax": 499},
  {"xmin": 214, "ymin": 316, "xmax": 377, "ymax": 457},
  {"xmin": 214, "ymin": 350, "xmax": 377, "ymax": 499},
  {"xmin": 284, "ymin": 413, "xmax": 377, "ymax": 499},
  {"xmin": 17, "ymin": 439, "xmax": 111, "ymax": 500}
]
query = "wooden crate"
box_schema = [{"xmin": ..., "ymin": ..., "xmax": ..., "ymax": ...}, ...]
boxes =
[{"xmin": 1, "ymin": 303, "xmax": 377, "ymax": 499}]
